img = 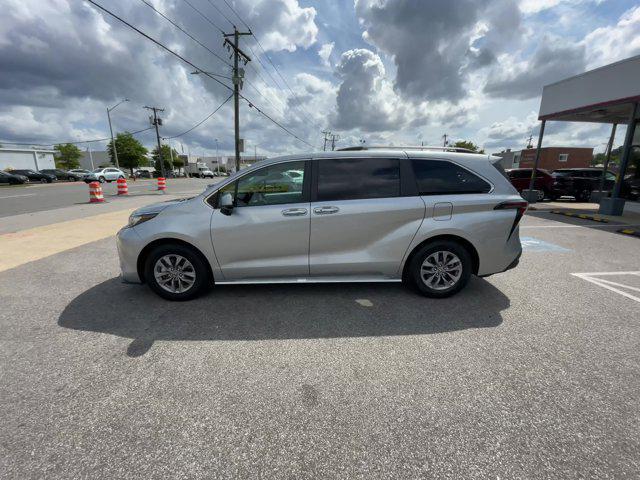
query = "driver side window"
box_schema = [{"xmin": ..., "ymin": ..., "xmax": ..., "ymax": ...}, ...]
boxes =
[{"xmin": 218, "ymin": 161, "xmax": 306, "ymax": 207}]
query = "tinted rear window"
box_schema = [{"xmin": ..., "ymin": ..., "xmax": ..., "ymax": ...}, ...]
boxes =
[
  {"xmin": 317, "ymin": 158, "xmax": 400, "ymax": 201},
  {"xmin": 411, "ymin": 160, "xmax": 491, "ymax": 195}
]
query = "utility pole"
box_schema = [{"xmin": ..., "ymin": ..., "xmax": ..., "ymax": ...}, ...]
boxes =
[
  {"xmin": 87, "ymin": 146, "xmax": 95, "ymax": 170},
  {"xmin": 322, "ymin": 130, "xmax": 331, "ymax": 151},
  {"xmin": 107, "ymin": 98, "xmax": 128, "ymax": 169},
  {"xmin": 330, "ymin": 133, "xmax": 340, "ymax": 151},
  {"xmin": 442, "ymin": 133, "xmax": 448, "ymax": 147},
  {"xmin": 526, "ymin": 134, "xmax": 533, "ymax": 149},
  {"xmin": 144, "ymin": 106, "xmax": 166, "ymax": 184},
  {"xmin": 223, "ymin": 27, "xmax": 252, "ymax": 173},
  {"xmin": 215, "ymin": 138, "xmax": 220, "ymax": 175}
]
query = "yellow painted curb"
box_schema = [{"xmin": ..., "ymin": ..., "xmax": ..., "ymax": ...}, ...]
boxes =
[{"xmin": 0, "ymin": 209, "xmax": 134, "ymax": 272}]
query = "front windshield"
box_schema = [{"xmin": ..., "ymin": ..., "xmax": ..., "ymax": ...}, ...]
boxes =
[{"xmin": 92, "ymin": 168, "xmax": 103, "ymax": 173}]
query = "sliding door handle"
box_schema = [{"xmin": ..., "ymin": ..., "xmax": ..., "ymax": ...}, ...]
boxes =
[
  {"xmin": 313, "ymin": 206, "xmax": 339, "ymax": 215},
  {"xmin": 281, "ymin": 208, "xmax": 308, "ymax": 217}
]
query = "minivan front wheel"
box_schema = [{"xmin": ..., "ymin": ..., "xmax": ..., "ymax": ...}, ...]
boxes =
[
  {"xmin": 408, "ymin": 241, "xmax": 472, "ymax": 298},
  {"xmin": 145, "ymin": 243, "xmax": 210, "ymax": 301}
]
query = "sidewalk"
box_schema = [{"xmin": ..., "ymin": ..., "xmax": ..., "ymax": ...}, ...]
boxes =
[{"xmin": 529, "ymin": 199, "xmax": 640, "ymax": 224}]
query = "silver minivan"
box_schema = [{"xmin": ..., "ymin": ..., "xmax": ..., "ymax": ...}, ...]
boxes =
[{"xmin": 117, "ymin": 148, "xmax": 526, "ymax": 301}]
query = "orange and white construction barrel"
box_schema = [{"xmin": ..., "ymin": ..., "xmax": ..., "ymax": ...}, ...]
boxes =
[
  {"xmin": 89, "ymin": 181, "xmax": 104, "ymax": 203},
  {"xmin": 157, "ymin": 177, "xmax": 166, "ymax": 192},
  {"xmin": 117, "ymin": 177, "xmax": 129, "ymax": 195}
]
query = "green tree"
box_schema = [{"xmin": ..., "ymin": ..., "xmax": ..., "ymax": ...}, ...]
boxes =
[
  {"xmin": 54, "ymin": 143, "xmax": 82, "ymax": 169},
  {"xmin": 172, "ymin": 155, "xmax": 185, "ymax": 170},
  {"xmin": 453, "ymin": 140, "xmax": 485, "ymax": 154},
  {"xmin": 151, "ymin": 144, "xmax": 178, "ymax": 173},
  {"xmin": 107, "ymin": 132, "xmax": 148, "ymax": 177}
]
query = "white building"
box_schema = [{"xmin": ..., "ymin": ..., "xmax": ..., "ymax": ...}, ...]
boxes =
[{"xmin": 0, "ymin": 147, "xmax": 56, "ymax": 171}]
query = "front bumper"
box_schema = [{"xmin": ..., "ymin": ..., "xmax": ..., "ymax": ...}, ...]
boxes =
[{"xmin": 116, "ymin": 226, "xmax": 145, "ymax": 283}]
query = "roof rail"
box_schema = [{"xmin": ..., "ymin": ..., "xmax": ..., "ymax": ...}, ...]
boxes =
[{"xmin": 337, "ymin": 145, "xmax": 476, "ymax": 153}]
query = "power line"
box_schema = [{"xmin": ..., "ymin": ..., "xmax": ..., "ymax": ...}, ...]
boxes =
[
  {"xmin": 219, "ymin": 1, "xmax": 323, "ymax": 133},
  {"xmin": 182, "ymin": 0, "xmax": 225, "ymax": 34},
  {"xmin": 204, "ymin": 0, "xmax": 235, "ymax": 27},
  {"xmin": 86, "ymin": 0, "xmax": 313, "ymax": 148},
  {"xmin": 138, "ymin": 0, "xmax": 232, "ymax": 68},
  {"xmin": 163, "ymin": 93, "xmax": 233, "ymax": 139}
]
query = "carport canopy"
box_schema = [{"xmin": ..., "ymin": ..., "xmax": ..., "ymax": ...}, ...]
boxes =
[{"xmin": 526, "ymin": 55, "xmax": 640, "ymax": 215}]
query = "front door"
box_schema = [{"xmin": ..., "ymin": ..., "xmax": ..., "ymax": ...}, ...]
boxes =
[
  {"xmin": 210, "ymin": 160, "xmax": 311, "ymax": 280},
  {"xmin": 309, "ymin": 157, "xmax": 425, "ymax": 277}
]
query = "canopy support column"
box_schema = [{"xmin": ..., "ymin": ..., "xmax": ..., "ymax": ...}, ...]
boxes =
[
  {"xmin": 599, "ymin": 102, "xmax": 638, "ymax": 215},
  {"xmin": 523, "ymin": 120, "xmax": 546, "ymax": 203}
]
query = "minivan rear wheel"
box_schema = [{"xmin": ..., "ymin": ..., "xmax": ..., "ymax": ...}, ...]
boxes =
[
  {"xmin": 144, "ymin": 243, "xmax": 210, "ymax": 301},
  {"xmin": 408, "ymin": 241, "xmax": 472, "ymax": 298}
]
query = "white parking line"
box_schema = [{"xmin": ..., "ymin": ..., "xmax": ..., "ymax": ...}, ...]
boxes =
[
  {"xmin": 521, "ymin": 224, "xmax": 640, "ymax": 229},
  {"xmin": 572, "ymin": 271, "xmax": 640, "ymax": 303},
  {"xmin": 0, "ymin": 193, "xmax": 37, "ymax": 199}
]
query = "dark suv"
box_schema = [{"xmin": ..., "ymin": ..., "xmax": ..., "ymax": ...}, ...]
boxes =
[
  {"xmin": 506, "ymin": 168, "xmax": 571, "ymax": 201},
  {"xmin": 40, "ymin": 168, "xmax": 83, "ymax": 181},
  {"xmin": 10, "ymin": 169, "xmax": 56, "ymax": 183},
  {"xmin": 552, "ymin": 168, "xmax": 618, "ymax": 202}
]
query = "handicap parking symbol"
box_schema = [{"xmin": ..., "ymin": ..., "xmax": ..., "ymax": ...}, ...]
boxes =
[{"xmin": 520, "ymin": 237, "xmax": 571, "ymax": 252}]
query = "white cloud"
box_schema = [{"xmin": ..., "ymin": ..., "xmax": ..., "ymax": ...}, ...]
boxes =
[
  {"xmin": 318, "ymin": 42, "xmax": 334, "ymax": 67},
  {"xmin": 242, "ymin": 0, "xmax": 318, "ymax": 52},
  {"xmin": 583, "ymin": 5, "xmax": 640, "ymax": 68}
]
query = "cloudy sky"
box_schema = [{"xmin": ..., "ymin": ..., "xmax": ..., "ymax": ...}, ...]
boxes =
[{"xmin": 1, "ymin": 0, "xmax": 639, "ymax": 157}]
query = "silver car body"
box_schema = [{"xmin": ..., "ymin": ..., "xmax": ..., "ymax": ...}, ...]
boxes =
[
  {"xmin": 117, "ymin": 149, "xmax": 523, "ymax": 285},
  {"xmin": 85, "ymin": 167, "xmax": 126, "ymax": 182}
]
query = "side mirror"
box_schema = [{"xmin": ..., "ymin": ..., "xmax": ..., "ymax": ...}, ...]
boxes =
[{"xmin": 219, "ymin": 192, "xmax": 234, "ymax": 216}]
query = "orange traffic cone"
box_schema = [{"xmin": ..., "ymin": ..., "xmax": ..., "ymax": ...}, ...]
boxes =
[
  {"xmin": 117, "ymin": 177, "xmax": 128, "ymax": 195},
  {"xmin": 89, "ymin": 182, "xmax": 104, "ymax": 203}
]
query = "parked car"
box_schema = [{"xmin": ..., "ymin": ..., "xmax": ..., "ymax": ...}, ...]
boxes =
[
  {"xmin": 9, "ymin": 169, "xmax": 55, "ymax": 183},
  {"xmin": 117, "ymin": 149, "xmax": 526, "ymax": 301},
  {"xmin": 152, "ymin": 170, "xmax": 176, "ymax": 178},
  {"xmin": 133, "ymin": 170, "xmax": 152, "ymax": 179},
  {"xmin": 83, "ymin": 167, "xmax": 126, "ymax": 183},
  {"xmin": 0, "ymin": 170, "xmax": 28, "ymax": 185},
  {"xmin": 625, "ymin": 175, "xmax": 640, "ymax": 200},
  {"xmin": 552, "ymin": 168, "xmax": 619, "ymax": 202},
  {"xmin": 505, "ymin": 168, "xmax": 571, "ymax": 201},
  {"xmin": 40, "ymin": 168, "xmax": 83, "ymax": 181},
  {"xmin": 69, "ymin": 169, "xmax": 91, "ymax": 176}
]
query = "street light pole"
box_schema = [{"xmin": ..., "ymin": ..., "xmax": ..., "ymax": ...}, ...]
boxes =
[
  {"xmin": 107, "ymin": 98, "xmax": 129, "ymax": 169},
  {"xmin": 215, "ymin": 139, "xmax": 219, "ymax": 175}
]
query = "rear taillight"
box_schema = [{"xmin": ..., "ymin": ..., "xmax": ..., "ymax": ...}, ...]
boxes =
[{"xmin": 494, "ymin": 200, "xmax": 528, "ymax": 238}]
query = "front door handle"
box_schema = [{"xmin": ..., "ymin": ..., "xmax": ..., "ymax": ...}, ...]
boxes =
[
  {"xmin": 313, "ymin": 206, "xmax": 340, "ymax": 215},
  {"xmin": 282, "ymin": 208, "xmax": 308, "ymax": 217}
]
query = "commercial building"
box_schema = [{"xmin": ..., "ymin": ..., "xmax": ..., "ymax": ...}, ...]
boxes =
[
  {"xmin": 531, "ymin": 54, "xmax": 640, "ymax": 214},
  {"xmin": 496, "ymin": 147, "xmax": 593, "ymax": 170},
  {"xmin": 0, "ymin": 146, "xmax": 56, "ymax": 171}
]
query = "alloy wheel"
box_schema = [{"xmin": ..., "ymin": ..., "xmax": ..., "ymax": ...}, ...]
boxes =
[
  {"xmin": 153, "ymin": 254, "xmax": 197, "ymax": 294},
  {"xmin": 420, "ymin": 250, "xmax": 463, "ymax": 291}
]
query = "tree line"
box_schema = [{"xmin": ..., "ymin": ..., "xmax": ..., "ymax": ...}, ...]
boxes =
[{"xmin": 54, "ymin": 132, "xmax": 183, "ymax": 176}]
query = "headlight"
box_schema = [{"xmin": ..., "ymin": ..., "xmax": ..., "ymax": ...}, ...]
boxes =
[{"xmin": 127, "ymin": 213, "xmax": 158, "ymax": 228}]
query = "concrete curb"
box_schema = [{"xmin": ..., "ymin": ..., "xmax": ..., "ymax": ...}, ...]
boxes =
[
  {"xmin": 550, "ymin": 210, "xmax": 609, "ymax": 223},
  {"xmin": 617, "ymin": 228, "xmax": 640, "ymax": 238}
]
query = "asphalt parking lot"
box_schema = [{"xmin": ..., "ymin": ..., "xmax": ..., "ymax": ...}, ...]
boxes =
[{"xmin": 1, "ymin": 193, "xmax": 639, "ymax": 478}]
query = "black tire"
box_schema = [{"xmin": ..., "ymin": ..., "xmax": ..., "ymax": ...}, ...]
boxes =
[
  {"xmin": 99, "ymin": 176, "xmax": 106, "ymax": 183},
  {"xmin": 407, "ymin": 240, "xmax": 472, "ymax": 298},
  {"xmin": 144, "ymin": 243, "xmax": 211, "ymax": 301},
  {"xmin": 577, "ymin": 188, "xmax": 591, "ymax": 202}
]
